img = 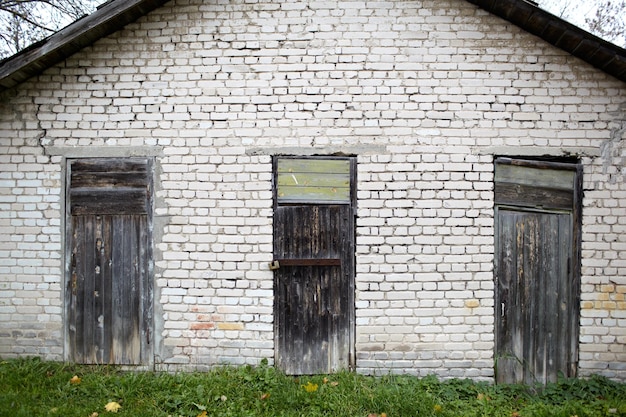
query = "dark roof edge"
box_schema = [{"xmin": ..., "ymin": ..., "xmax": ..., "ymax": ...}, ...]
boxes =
[
  {"xmin": 0, "ymin": 0, "xmax": 170, "ymax": 91},
  {"xmin": 467, "ymin": 0, "xmax": 626, "ymax": 82}
]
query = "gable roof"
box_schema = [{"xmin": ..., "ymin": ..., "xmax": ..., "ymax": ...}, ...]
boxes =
[{"xmin": 0, "ymin": 0, "xmax": 625, "ymax": 92}]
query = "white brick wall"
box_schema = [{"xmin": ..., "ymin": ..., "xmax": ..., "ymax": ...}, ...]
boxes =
[
  {"xmin": 0, "ymin": 0, "xmax": 625, "ymax": 380},
  {"xmin": 0, "ymin": 98, "xmax": 64, "ymax": 359}
]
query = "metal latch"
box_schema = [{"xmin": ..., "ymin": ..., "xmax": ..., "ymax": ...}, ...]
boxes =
[{"xmin": 269, "ymin": 260, "xmax": 280, "ymax": 270}]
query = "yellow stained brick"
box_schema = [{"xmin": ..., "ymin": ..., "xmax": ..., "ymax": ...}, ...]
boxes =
[
  {"xmin": 465, "ymin": 299, "xmax": 480, "ymax": 308},
  {"xmin": 600, "ymin": 284, "xmax": 615, "ymax": 292},
  {"xmin": 602, "ymin": 301, "xmax": 617, "ymax": 309},
  {"xmin": 217, "ymin": 322, "xmax": 244, "ymax": 330},
  {"xmin": 596, "ymin": 292, "xmax": 610, "ymax": 301}
]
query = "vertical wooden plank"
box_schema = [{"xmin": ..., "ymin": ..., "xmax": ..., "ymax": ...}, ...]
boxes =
[
  {"xmin": 111, "ymin": 216, "xmax": 127, "ymax": 364},
  {"xmin": 556, "ymin": 214, "xmax": 573, "ymax": 379},
  {"xmin": 129, "ymin": 215, "xmax": 142, "ymax": 364},
  {"xmin": 100, "ymin": 216, "xmax": 113, "ymax": 364},
  {"xmin": 517, "ymin": 213, "xmax": 529, "ymax": 383},
  {"xmin": 273, "ymin": 206, "xmax": 286, "ymax": 370},
  {"xmin": 93, "ymin": 216, "xmax": 104, "ymax": 364},
  {"xmin": 83, "ymin": 215, "xmax": 97, "ymax": 363},
  {"xmin": 523, "ymin": 214, "xmax": 538, "ymax": 385},
  {"xmin": 543, "ymin": 214, "xmax": 559, "ymax": 384},
  {"xmin": 495, "ymin": 209, "xmax": 515, "ymax": 383}
]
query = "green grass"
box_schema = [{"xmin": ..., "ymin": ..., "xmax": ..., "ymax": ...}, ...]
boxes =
[{"xmin": 0, "ymin": 358, "xmax": 625, "ymax": 417}]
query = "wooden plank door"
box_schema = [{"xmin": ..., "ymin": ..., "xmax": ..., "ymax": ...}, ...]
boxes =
[
  {"xmin": 67, "ymin": 158, "xmax": 153, "ymax": 365},
  {"xmin": 494, "ymin": 158, "xmax": 581, "ymax": 384},
  {"xmin": 273, "ymin": 157, "xmax": 355, "ymax": 374}
]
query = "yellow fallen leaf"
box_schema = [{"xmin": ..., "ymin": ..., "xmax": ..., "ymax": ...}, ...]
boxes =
[
  {"xmin": 302, "ymin": 381, "xmax": 318, "ymax": 392},
  {"xmin": 90, "ymin": 413, "xmax": 99, "ymax": 417},
  {"xmin": 197, "ymin": 411, "xmax": 207, "ymax": 417},
  {"xmin": 104, "ymin": 401, "xmax": 121, "ymax": 413},
  {"xmin": 260, "ymin": 392, "xmax": 270, "ymax": 400},
  {"xmin": 69, "ymin": 375, "xmax": 81, "ymax": 385}
]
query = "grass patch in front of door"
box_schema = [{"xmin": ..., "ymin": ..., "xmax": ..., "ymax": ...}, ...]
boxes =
[{"xmin": 1, "ymin": 357, "xmax": 625, "ymax": 417}]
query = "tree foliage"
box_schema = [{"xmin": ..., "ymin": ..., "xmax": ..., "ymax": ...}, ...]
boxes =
[{"xmin": 0, "ymin": 0, "xmax": 100, "ymax": 58}]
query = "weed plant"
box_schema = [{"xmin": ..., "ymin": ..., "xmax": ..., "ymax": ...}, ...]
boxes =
[{"xmin": 0, "ymin": 357, "xmax": 624, "ymax": 417}]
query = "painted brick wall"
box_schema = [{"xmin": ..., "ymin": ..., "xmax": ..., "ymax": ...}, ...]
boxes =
[
  {"xmin": 0, "ymin": 97, "xmax": 64, "ymax": 360},
  {"xmin": 0, "ymin": 0, "xmax": 625, "ymax": 380}
]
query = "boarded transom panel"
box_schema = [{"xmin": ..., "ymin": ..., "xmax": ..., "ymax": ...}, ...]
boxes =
[
  {"xmin": 67, "ymin": 158, "xmax": 153, "ymax": 365},
  {"xmin": 494, "ymin": 161, "xmax": 576, "ymax": 210},
  {"xmin": 273, "ymin": 156, "xmax": 356, "ymax": 375},
  {"xmin": 494, "ymin": 158, "xmax": 581, "ymax": 385},
  {"xmin": 69, "ymin": 158, "xmax": 151, "ymax": 215}
]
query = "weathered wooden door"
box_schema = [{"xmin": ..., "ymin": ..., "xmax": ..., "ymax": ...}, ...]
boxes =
[
  {"xmin": 494, "ymin": 158, "xmax": 581, "ymax": 384},
  {"xmin": 67, "ymin": 158, "xmax": 153, "ymax": 365},
  {"xmin": 273, "ymin": 157, "xmax": 356, "ymax": 374}
]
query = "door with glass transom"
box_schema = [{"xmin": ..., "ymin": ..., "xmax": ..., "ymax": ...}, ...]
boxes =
[{"xmin": 272, "ymin": 156, "xmax": 356, "ymax": 374}]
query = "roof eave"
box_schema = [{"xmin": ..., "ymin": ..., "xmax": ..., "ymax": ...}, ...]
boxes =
[{"xmin": 0, "ymin": 0, "xmax": 170, "ymax": 91}]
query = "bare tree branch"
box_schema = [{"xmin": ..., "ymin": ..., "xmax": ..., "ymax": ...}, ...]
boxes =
[
  {"xmin": 0, "ymin": 0, "xmax": 100, "ymax": 58},
  {"xmin": 585, "ymin": 1, "xmax": 626, "ymax": 47},
  {"xmin": 536, "ymin": 0, "xmax": 626, "ymax": 48}
]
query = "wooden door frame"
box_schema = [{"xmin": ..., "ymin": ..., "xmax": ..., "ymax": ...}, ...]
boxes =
[
  {"xmin": 272, "ymin": 155, "xmax": 357, "ymax": 373},
  {"xmin": 63, "ymin": 157, "xmax": 155, "ymax": 367},
  {"xmin": 494, "ymin": 157, "xmax": 582, "ymax": 383}
]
